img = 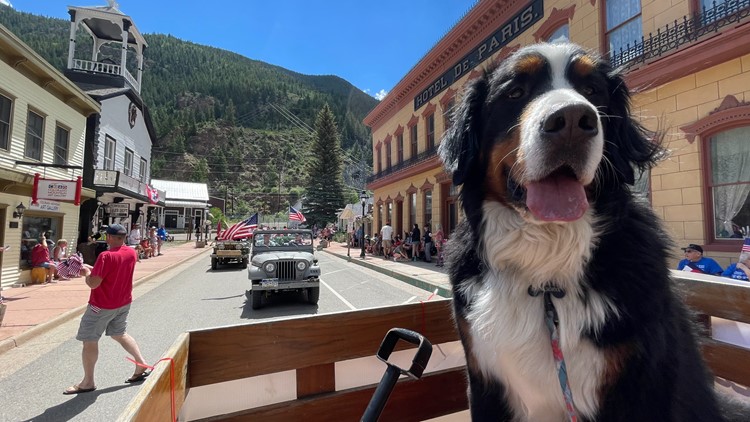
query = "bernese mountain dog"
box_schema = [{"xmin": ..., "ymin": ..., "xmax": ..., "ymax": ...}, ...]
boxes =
[{"xmin": 438, "ymin": 43, "xmax": 748, "ymax": 421}]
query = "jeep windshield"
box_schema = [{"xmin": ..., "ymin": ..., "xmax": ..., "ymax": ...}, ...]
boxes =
[{"xmin": 253, "ymin": 231, "xmax": 313, "ymax": 247}]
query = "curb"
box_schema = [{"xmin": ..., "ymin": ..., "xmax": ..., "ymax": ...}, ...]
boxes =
[
  {"xmin": 321, "ymin": 249, "xmax": 452, "ymax": 298},
  {"xmin": 0, "ymin": 247, "xmax": 212, "ymax": 356}
]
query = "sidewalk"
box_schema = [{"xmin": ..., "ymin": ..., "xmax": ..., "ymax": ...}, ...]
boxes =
[
  {"xmin": 321, "ymin": 241, "xmax": 452, "ymax": 297},
  {"xmin": 0, "ymin": 239, "xmax": 211, "ymax": 355}
]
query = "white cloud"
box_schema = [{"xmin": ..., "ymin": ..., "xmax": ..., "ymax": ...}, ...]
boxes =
[
  {"xmin": 374, "ymin": 89, "xmax": 388, "ymax": 100},
  {"xmin": 0, "ymin": 0, "xmax": 13, "ymax": 7}
]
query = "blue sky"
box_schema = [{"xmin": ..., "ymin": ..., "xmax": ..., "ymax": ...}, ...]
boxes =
[{"xmin": 2, "ymin": 0, "xmax": 477, "ymax": 100}]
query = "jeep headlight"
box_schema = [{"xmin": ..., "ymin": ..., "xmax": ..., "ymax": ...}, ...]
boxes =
[
  {"xmin": 216, "ymin": 243, "xmax": 225, "ymax": 250},
  {"xmin": 296, "ymin": 261, "xmax": 307, "ymax": 271},
  {"xmin": 264, "ymin": 262, "xmax": 276, "ymax": 273}
]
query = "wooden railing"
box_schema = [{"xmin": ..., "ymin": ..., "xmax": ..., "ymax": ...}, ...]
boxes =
[
  {"xmin": 71, "ymin": 58, "xmax": 141, "ymax": 92},
  {"xmin": 121, "ymin": 273, "xmax": 750, "ymax": 421}
]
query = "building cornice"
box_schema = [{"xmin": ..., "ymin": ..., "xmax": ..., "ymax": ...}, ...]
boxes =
[{"xmin": 363, "ymin": 0, "xmax": 526, "ymax": 130}]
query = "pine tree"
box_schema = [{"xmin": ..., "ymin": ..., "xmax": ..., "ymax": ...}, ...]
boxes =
[{"xmin": 304, "ymin": 104, "xmax": 345, "ymax": 228}]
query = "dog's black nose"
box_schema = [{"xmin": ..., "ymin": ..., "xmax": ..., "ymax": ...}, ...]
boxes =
[{"xmin": 541, "ymin": 104, "xmax": 598, "ymax": 143}]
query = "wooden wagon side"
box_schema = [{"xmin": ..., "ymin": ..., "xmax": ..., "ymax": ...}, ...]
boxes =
[
  {"xmin": 121, "ymin": 300, "xmax": 466, "ymax": 421},
  {"xmin": 121, "ymin": 272, "xmax": 750, "ymax": 421}
]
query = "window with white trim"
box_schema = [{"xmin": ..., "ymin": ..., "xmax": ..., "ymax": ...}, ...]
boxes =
[
  {"xmin": 124, "ymin": 148, "xmax": 134, "ymax": 176},
  {"xmin": 410, "ymin": 124, "xmax": 418, "ymax": 158},
  {"xmin": 54, "ymin": 125, "xmax": 70, "ymax": 165},
  {"xmin": 0, "ymin": 94, "xmax": 11, "ymax": 151},
  {"xmin": 25, "ymin": 110, "xmax": 44, "ymax": 160},
  {"xmin": 140, "ymin": 158, "xmax": 148, "ymax": 182},
  {"xmin": 104, "ymin": 136, "xmax": 116, "ymax": 170},
  {"xmin": 396, "ymin": 133, "xmax": 403, "ymax": 164}
]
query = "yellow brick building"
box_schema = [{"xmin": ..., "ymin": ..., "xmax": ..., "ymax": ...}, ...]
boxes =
[{"xmin": 364, "ymin": 0, "xmax": 750, "ymax": 268}]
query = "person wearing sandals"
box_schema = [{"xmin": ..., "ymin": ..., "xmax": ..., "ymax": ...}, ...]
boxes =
[{"xmin": 63, "ymin": 224, "xmax": 151, "ymax": 395}]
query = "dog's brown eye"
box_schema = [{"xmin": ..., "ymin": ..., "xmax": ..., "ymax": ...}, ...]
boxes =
[
  {"xmin": 581, "ymin": 86, "xmax": 595, "ymax": 96},
  {"xmin": 507, "ymin": 87, "xmax": 524, "ymax": 99}
]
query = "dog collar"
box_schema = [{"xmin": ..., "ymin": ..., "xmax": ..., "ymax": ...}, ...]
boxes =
[{"xmin": 528, "ymin": 285, "xmax": 578, "ymax": 422}]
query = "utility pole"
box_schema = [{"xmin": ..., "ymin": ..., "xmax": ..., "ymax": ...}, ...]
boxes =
[{"xmin": 277, "ymin": 149, "xmax": 286, "ymax": 213}]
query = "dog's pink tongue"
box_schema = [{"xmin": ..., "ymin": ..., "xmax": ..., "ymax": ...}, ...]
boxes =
[{"xmin": 525, "ymin": 175, "xmax": 588, "ymax": 222}]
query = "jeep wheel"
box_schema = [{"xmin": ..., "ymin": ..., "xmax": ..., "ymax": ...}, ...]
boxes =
[
  {"xmin": 251, "ymin": 291, "xmax": 263, "ymax": 310},
  {"xmin": 307, "ymin": 287, "xmax": 320, "ymax": 305},
  {"xmin": 211, "ymin": 257, "xmax": 217, "ymax": 270},
  {"xmin": 241, "ymin": 258, "xmax": 248, "ymax": 269}
]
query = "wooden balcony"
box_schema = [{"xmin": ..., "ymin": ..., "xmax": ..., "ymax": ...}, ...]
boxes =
[{"xmin": 71, "ymin": 58, "xmax": 141, "ymax": 93}]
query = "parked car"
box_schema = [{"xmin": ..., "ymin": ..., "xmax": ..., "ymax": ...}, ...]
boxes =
[
  {"xmin": 211, "ymin": 239, "xmax": 250, "ymax": 270},
  {"xmin": 247, "ymin": 229, "xmax": 320, "ymax": 309}
]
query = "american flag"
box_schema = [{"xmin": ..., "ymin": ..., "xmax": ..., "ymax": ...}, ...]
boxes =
[
  {"xmin": 742, "ymin": 237, "xmax": 750, "ymax": 253},
  {"xmin": 217, "ymin": 213, "xmax": 258, "ymax": 240},
  {"xmin": 289, "ymin": 206, "xmax": 306, "ymax": 222}
]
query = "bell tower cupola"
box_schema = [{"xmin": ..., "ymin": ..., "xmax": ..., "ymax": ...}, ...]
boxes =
[{"xmin": 64, "ymin": 0, "xmax": 148, "ymax": 95}]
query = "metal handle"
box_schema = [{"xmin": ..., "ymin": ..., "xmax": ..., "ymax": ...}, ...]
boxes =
[{"xmin": 361, "ymin": 328, "xmax": 433, "ymax": 422}]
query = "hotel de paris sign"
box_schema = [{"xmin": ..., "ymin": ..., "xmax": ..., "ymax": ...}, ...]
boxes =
[{"xmin": 414, "ymin": 0, "xmax": 544, "ymax": 110}]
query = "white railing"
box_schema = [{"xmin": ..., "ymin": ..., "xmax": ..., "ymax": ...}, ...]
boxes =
[
  {"xmin": 122, "ymin": 68, "xmax": 141, "ymax": 92},
  {"xmin": 71, "ymin": 59, "xmax": 141, "ymax": 93},
  {"xmin": 73, "ymin": 58, "xmax": 120, "ymax": 75}
]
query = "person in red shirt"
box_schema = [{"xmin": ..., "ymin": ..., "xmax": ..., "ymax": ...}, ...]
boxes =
[
  {"xmin": 63, "ymin": 224, "xmax": 150, "ymax": 395},
  {"xmin": 31, "ymin": 232, "xmax": 57, "ymax": 283}
]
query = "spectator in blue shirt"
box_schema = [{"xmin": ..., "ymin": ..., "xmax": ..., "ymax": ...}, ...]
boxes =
[
  {"xmin": 677, "ymin": 244, "xmax": 723, "ymax": 275},
  {"xmin": 721, "ymin": 253, "xmax": 750, "ymax": 282}
]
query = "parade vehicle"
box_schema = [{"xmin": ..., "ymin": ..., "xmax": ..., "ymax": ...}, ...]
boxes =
[
  {"xmin": 210, "ymin": 238, "xmax": 250, "ymax": 270},
  {"xmin": 246, "ymin": 229, "xmax": 321, "ymax": 309}
]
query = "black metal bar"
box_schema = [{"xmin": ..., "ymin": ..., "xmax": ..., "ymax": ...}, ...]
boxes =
[{"xmin": 14, "ymin": 161, "xmax": 83, "ymax": 170}]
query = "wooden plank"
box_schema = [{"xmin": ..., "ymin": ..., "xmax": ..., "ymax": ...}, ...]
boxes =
[
  {"xmin": 119, "ymin": 333, "xmax": 190, "ymax": 422},
  {"xmin": 188, "ymin": 301, "xmax": 458, "ymax": 387},
  {"xmin": 673, "ymin": 275, "xmax": 750, "ymax": 325},
  {"xmin": 297, "ymin": 363, "xmax": 335, "ymax": 398},
  {"xmin": 702, "ymin": 339, "xmax": 750, "ymax": 387},
  {"xmin": 196, "ymin": 368, "xmax": 469, "ymax": 422}
]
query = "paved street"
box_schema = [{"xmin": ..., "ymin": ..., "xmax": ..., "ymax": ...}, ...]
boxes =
[{"xmin": 0, "ymin": 247, "xmax": 443, "ymax": 421}]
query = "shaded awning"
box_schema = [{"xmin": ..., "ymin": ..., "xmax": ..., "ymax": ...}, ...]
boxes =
[{"xmin": 165, "ymin": 200, "xmax": 209, "ymax": 208}]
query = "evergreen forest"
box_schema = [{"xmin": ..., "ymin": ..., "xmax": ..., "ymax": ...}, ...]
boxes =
[{"xmin": 0, "ymin": 5, "xmax": 379, "ymax": 220}]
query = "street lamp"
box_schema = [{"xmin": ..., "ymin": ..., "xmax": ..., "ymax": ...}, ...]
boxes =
[
  {"xmin": 13, "ymin": 202, "xmax": 26, "ymax": 219},
  {"xmin": 359, "ymin": 190, "xmax": 368, "ymax": 259}
]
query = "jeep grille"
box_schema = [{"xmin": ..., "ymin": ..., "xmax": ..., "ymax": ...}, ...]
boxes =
[{"xmin": 275, "ymin": 260, "xmax": 298, "ymax": 281}]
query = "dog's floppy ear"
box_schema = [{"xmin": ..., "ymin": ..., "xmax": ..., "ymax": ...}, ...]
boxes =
[
  {"xmin": 602, "ymin": 69, "xmax": 662, "ymax": 185},
  {"xmin": 439, "ymin": 75, "xmax": 489, "ymax": 186}
]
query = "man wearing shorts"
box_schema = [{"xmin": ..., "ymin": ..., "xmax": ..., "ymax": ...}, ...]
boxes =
[
  {"xmin": 64, "ymin": 224, "xmax": 150, "ymax": 394},
  {"xmin": 380, "ymin": 221, "xmax": 393, "ymax": 259}
]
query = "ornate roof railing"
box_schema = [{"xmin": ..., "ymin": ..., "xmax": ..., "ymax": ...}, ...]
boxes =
[{"xmin": 610, "ymin": 0, "xmax": 750, "ymax": 69}]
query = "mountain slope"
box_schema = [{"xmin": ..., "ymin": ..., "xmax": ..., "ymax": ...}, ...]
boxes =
[{"xmin": 0, "ymin": 5, "xmax": 377, "ymax": 215}]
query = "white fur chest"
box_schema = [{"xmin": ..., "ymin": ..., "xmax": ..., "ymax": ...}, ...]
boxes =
[{"xmin": 463, "ymin": 203, "xmax": 618, "ymax": 420}]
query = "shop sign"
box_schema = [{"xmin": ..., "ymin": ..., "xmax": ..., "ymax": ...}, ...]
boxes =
[
  {"xmin": 413, "ymin": 0, "xmax": 544, "ymax": 110},
  {"xmin": 32, "ymin": 173, "xmax": 82, "ymax": 205},
  {"xmin": 107, "ymin": 203, "xmax": 130, "ymax": 218},
  {"xmin": 29, "ymin": 199, "xmax": 61, "ymax": 212}
]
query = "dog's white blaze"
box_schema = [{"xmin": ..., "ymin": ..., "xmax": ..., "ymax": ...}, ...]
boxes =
[
  {"xmin": 520, "ymin": 89, "xmax": 603, "ymax": 184},
  {"xmin": 466, "ymin": 202, "xmax": 618, "ymax": 419},
  {"xmin": 518, "ymin": 46, "xmax": 604, "ymax": 185}
]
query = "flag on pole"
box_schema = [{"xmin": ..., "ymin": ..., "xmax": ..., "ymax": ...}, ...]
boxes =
[
  {"xmin": 218, "ymin": 213, "xmax": 258, "ymax": 240},
  {"xmin": 289, "ymin": 206, "xmax": 306, "ymax": 222},
  {"xmin": 216, "ymin": 220, "xmax": 224, "ymax": 238},
  {"xmin": 742, "ymin": 237, "xmax": 750, "ymax": 253}
]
